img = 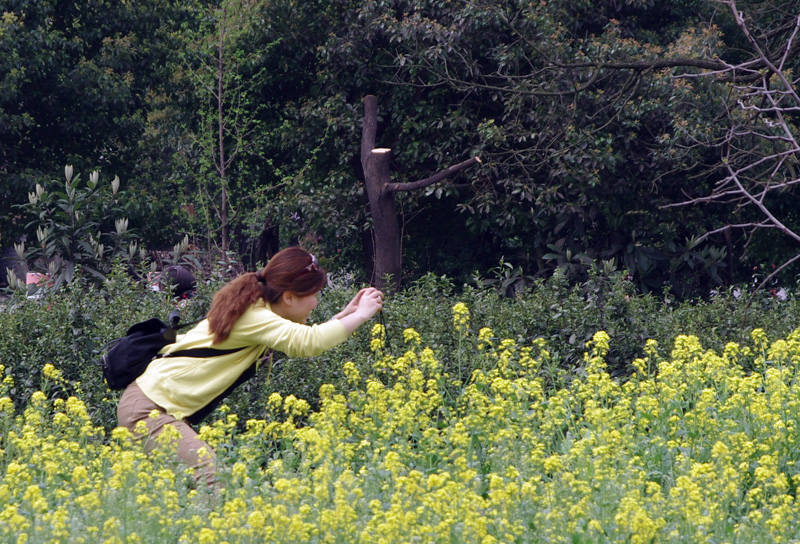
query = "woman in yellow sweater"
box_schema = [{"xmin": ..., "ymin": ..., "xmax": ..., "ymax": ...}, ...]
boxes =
[{"xmin": 117, "ymin": 246, "xmax": 384, "ymax": 488}]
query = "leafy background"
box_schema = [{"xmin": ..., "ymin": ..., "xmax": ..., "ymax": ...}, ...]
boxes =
[{"xmin": 3, "ymin": 0, "xmax": 797, "ymax": 296}]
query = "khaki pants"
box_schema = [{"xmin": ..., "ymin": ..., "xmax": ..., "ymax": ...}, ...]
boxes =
[{"xmin": 117, "ymin": 381, "xmax": 217, "ymax": 489}]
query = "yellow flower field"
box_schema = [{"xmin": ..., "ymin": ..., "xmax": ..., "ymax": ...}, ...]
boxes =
[{"xmin": 3, "ymin": 303, "xmax": 800, "ymax": 542}]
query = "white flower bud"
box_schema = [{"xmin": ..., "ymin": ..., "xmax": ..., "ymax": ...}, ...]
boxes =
[
  {"xmin": 89, "ymin": 170, "xmax": 99, "ymax": 188},
  {"xmin": 28, "ymin": 192, "xmax": 38, "ymax": 205},
  {"xmin": 14, "ymin": 242, "xmax": 25, "ymax": 260},
  {"xmin": 65, "ymin": 165, "xmax": 73, "ymax": 183},
  {"xmin": 6, "ymin": 269, "xmax": 20, "ymax": 290},
  {"xmin": 115, "ymin": 218, "xmax": 129, "ymax": 235},
  {"xmin": 35, "ymin": 183, "xmax": 44, "ymax": 198},
  {"xmin": 111, "ymin": 175, "xmax": 120, "ymax": 195}
]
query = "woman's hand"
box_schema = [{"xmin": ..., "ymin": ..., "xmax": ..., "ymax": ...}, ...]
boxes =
[
  {"xmin": 334, "ymin": 287, "xmax": 368, "ymax": 319},
  {"xmin": 334, "ymin": 287, "xmax": 384, "ymax": 319},
  {"xmin": 334, "ymin": 287, "xmax": 384, "ymax": 333},
  {"xmin": 353, "ymin": 287, "xmax": 383, "ymax": 319}
]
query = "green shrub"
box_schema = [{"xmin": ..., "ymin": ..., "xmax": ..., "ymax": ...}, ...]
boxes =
[
  {"xmin": 3, "ymin": 263, "xmax": 799, "ymax": 431},
  {"xmin": 12, "ymin": 166, "xmax": 144, "ymax": 288},
  {"xmin": 0, "ymin": 263, "xmax": 209, "ymax": 426}
]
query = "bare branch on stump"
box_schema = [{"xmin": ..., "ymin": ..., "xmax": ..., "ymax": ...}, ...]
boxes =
[
  {"xmin": 387, "ymin": 157, "xmax": 482, "ymax": 193},
  {"xmin": 360, "ymin": 94, "xmax": 481, "ymax": 289}
]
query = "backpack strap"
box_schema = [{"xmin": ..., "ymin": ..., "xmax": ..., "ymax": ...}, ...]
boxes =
[
  {"xmin": 153, "ymin": 344, "xmax": 259, "ymax": 426},
  {"xmin": 185, "ymin": 361, "xmax": 258, "ymax": 426},
  {"xmin": 157, "ymin": 346, "xmax": 245, "ymax": 359}
]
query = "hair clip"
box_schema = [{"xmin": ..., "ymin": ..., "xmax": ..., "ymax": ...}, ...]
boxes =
[{"xmin": 304, "ymin": 253, "xmax": 319, "ymax": 272}]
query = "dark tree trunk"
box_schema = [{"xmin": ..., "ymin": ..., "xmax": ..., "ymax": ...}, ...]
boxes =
[
  {"xmin": 360, "ymin": 94, "xmax": 481, "ymax": 290},
  {"xmin": 364, "ymin": 148, "xmax": 402, "ymax": 287},
  {"xmin": 254, "ymin": 217, "xmax": 280, "ymax": 266}
]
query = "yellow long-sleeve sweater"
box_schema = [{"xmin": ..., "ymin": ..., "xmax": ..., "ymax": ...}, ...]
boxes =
[{"xmin": 136, "ymin": 299, "xmax": 349, "ymax": 419}]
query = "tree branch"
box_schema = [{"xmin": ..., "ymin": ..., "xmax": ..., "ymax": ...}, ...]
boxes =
[
  {"xmin": 563, "ymin": 58, "xmax": 727, "ymax": 72},
  {"xmin": 386, "ymin": 157, "xmax": 482, "ymax": 193},
  {"xmin": 726, "ymin": 1, "xmax": 800, "ymax": 104},
  {"xmin": 726, "ymin": 162, "xmax": 800, "ymax": 244},
  {"xmin": 693, "ymin": 221, "xmax": 775, "ymax": 243}
]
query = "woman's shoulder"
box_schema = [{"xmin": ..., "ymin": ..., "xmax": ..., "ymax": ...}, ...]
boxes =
[
  {"xmin": 244, "ymin": 298, "xmax": 269, "ymax": 315},
  {"xmin": 237, "ymin": 299, "xmax": 280, "ymax": 326}
]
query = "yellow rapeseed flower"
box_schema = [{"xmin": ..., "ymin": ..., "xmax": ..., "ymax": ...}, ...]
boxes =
[
  {"xmin": 452, "ymin": 302, "xmax": 470, "ymax": 334},
  {"xmin": 403, "ymin": 327, "xmax": 422, "ymax": 346}
]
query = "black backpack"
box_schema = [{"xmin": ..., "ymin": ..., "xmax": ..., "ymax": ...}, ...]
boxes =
[
  {"xmin": 99, "ymin": 311, "xmax": 192, "ymax": 390},
  {"xmin": 100, "ymin": 311, "xmax": 252, "ymax": 423}
]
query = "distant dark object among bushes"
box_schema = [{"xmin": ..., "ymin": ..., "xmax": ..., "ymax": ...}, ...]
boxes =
[{"xmin": 148, "ymin": 265, "xmax": 197, "ymax": 299}]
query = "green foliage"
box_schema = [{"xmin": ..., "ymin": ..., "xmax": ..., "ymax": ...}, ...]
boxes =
[
  {"xmin": 2, "ymin": 0, "xmax": 800, "ymax": 297},
  {"xmin": 12, "ymin": 166, "xmax": 143, "ymax": 287},
  {"xmin": 228, "ymin": 267, "xmax": 800, "ymax": 421},
  {"xmin": 0, "ymin": 0, "xmax": 193, "ymax": 246},
  {"xmin": 268, "ymin": 0, "xmax": 747, "ymax": 292},
  {"xmin": 162, "ymin": 0, "xmax": 275, "ymax": 253},
  {"xmin": 0, "ymin": 264, "xmax": 214, "ymax": 427},
  {"xmin": 2, "ymin": 261, "xmax": 800, "ymax": 433}
]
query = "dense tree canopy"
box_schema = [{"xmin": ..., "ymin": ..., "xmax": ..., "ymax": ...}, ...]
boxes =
[
  {"xmin": 0, "ymin": 0, "xmax": 192, "ymax": 240},
  {"xmin": 2, "ymin": 0, "xmax": 799, "ymax": 295}
]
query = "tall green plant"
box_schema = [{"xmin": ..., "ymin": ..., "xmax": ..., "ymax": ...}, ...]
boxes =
[
  {"xmin": 171, "ymin": 0, "xmax": 276, "ymax": 255},
  {"xmin": 12, "ymin": 165, "xmax": 144, "ymax": 288}
]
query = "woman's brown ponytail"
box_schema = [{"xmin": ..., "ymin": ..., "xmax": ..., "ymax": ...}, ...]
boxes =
[{"xmin": 207, "ymin": 247, "xmax": 326, "ymax": 344}]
